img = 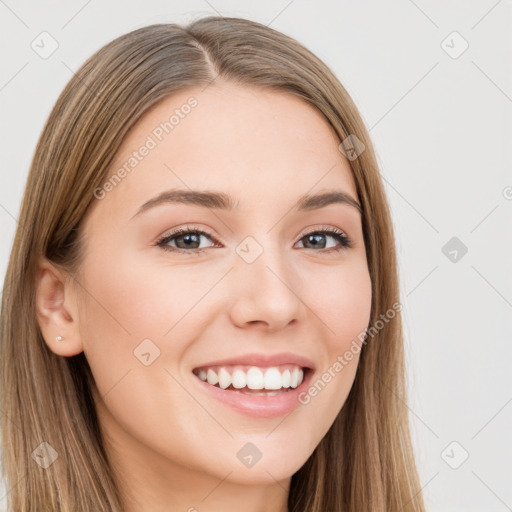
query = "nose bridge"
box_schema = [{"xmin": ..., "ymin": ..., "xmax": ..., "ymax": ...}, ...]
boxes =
[
  {"xmin": 236, "ymin": 233, "xmax": 289, "ymax": 286},
  {"xmin": 228, "ymin": 234, "xmax": 304, "ymax": 329}
]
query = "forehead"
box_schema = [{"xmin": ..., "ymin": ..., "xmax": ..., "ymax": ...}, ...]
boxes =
[{"xmin": 93, "ymin": 81, "xmax": 358, "ymax": 219}]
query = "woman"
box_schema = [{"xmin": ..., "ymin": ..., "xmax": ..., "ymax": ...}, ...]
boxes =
[{"xmin": 0, "ymin": 16, "xmax": 426, "ymax": 512}]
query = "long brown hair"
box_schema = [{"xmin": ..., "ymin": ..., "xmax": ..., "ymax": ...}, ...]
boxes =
[{"xmin": 0, "ymin": 16, "xmax": 426, "ymax": 511}]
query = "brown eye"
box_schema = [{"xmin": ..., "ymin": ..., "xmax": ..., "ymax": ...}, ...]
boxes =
[
  {"xmin": 156, "ymin": 227, "xmax": 217, "ymax": 255},
  {"xmin": 296, "ymin": 228, "xmax": 352, "ymax": 252}
]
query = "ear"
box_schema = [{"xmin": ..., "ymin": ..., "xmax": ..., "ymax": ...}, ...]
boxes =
[{"xmin": 35, "ymin": 259, "xmax": 84, "ymax": 357}]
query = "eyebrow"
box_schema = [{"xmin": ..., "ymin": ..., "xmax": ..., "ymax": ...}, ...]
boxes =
[{"xmin": 131, "ymin": 188, "xmax": 362, "ymax": 219}]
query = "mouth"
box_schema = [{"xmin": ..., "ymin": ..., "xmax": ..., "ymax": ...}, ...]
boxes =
[
  {"xmin": 192, "ymin": 364, "xmax": 311, "ymax": 396},
  {"xmin": 190, "ymin": 352, "xmax": 315, "ymax": 418}
]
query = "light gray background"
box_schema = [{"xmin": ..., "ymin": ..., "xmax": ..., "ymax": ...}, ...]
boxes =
[{"xmin": 1, "ymin": 1, "xmax": 511, "ymax": 511}]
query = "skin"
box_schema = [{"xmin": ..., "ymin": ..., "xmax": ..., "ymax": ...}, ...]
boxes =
[{"xmin": 35, "ymin": 80, "xmax": 372, "ymax": 512}]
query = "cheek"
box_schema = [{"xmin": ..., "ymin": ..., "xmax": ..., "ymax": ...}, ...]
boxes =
[
  {"xmin": 307, "ymin": 260, "xmax": 372, "ymax": 346},
  {"xmin": 295, "ymin": 261, "xmax": 371, "ymax": 437},
  {"xmin": 76, "ymin": 246, "xmax": 221, "ymax": 393},
  {"xmin": 75, "ymin": 248, "xmax": 177, "ymax": 398},
  {"xmin": 79, "ymin": 246, "xmax": 194, "ymax": 340}
]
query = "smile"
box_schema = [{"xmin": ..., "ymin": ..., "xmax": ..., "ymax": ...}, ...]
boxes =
[
  {"xmin": 191, "ymin": 364, "xmax": 313, "ymax": 418},
  {"xmin": 193, "ymin": 364, "xmax": 305, "ymax": 394}
]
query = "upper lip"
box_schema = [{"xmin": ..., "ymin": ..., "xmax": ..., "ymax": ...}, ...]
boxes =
[{"xmin": 193, "ymin": 352, "xmax": 315, "ymax": 370}]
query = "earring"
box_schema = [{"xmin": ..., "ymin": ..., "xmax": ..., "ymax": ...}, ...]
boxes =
[{"xmin": 56, "ymin": 336, "xmax": 64, "ymax": 342}]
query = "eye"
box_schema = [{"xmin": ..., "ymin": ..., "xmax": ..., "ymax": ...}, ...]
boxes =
[
  {"xmin": 295, "ymin": 226, "xmax": 353, "ymax": 253},
  {"xmin": 155, "ymin": 225, "xmax": 353, "ymax": 255},
  {"xmin": 156, "ymin": 225, "xmax": 218, "ymax": 255}
]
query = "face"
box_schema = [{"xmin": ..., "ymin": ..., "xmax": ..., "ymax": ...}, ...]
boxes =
[{"xmin": 72, "ymin": 81, "xmax": 372, "ymax": 489}]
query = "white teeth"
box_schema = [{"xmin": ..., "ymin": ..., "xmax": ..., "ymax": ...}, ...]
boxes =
[
  {"xmin": 290, "ymin": 367, "xmax": 299, "ymax": 388},
  {"xmin": 246, "ymin": 367, "xmax": 264, "ymax": 389},
  {"xmin": 218, "ymin": 367, "xmax": 231, "ymax": 389},
  {"xmin": 231, "ymin": 369, "xmax": 247, "ymax": 389},
  {"xmin": 196, "ymin": 365, "xmax": 305, "ymax": 391},
  {"xmin": 264, "ymin": 367, "xmax": 283, "ymax": 390},
  {"xmin": 206, "ymin": 369, "xmax": 218, "ymax": 386}
]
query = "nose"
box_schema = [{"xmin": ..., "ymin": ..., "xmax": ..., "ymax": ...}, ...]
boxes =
[{"xmin": 228, "ymin": 241, "xmax": 305, "ymax": 331}]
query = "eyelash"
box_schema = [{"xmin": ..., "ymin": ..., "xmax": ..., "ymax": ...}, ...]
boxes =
[{"xmin": 155, "ymin": 224, "xmax": 353, "ymax": 256}]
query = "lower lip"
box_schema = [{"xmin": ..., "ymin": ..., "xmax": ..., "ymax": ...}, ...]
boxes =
[{"xmin": 192, "ymin": 369, "xmax": 314, "ymax": 419}]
